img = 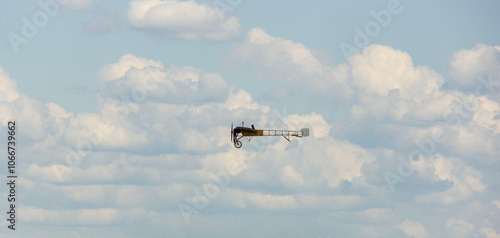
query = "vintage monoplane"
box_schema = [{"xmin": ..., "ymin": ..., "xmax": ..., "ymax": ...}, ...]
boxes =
[{"xmin": 231, "ymin": 122, "xmax": 309, "ymax": 148}]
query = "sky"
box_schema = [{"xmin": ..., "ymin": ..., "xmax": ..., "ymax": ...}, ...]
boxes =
[{"xmin": 0, "ymin": 0, "xmax": 499, "ymax": 237}]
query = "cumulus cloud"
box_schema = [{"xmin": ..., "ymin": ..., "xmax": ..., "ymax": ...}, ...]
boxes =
[
  {"xmin": 127, "ymin": 0, "xmax": 241, "ymax": 40},
  {"xmin": 396, "ymin": 220, "xmax": 429, "ymax": 238},
  {"xmin": 412, "ymin": 155, "xmax": 486, "ymax": 205},
  {"xmin": 98, "ymin": 54, "xmax": 230, "ymax": 105},
  {"xmin": 241, "ymin": 27, "xmax": 326, "ymax": 76},
  {"xmin": 99, "ymin": 54, "xmax": 164, "ymax": 83},
  {"xmin": 0, "ymin": 69, "xmax": 70, "ymax": 142},
  {"xmin": 21, "ymin": 207, "xmax": 152, "ymax": 226},
  {"xmin": 301, "ymin": 137, "xmax": 375, "ymax": 187},
  {"xmin": 231, "ymin": 29, "xmax": 498, "ymax": 165},
  {"xmin": 444, "ymin": 218, "xmax": 475, "ymax": 238},
  {"xmin": 24, "ymin": 162, "xmax": 161, "ymax": 185},
  {"xmin": 448, "ymin": 43, "xmax": 500, "ymax": 94},
  {"xmin": 231, "ymin": 27, "xmax": 353, "ymax": 102},
  {"xmin": 330, "ymin": 44, "xmax": 500, "ymax": 166},
  {"xmin": 493, "ymin": 200, "xmax": 500, "ymax": 210},
  {"xmin": 283, "ymin": 113, "xmax": 331, "ymax": 139},
  {"xmin": 481, "ymin": 227, "xmax": 500, "ymax": 238},
  {"xmin": 101, "ymin": 66, "xmax": 229, "ymax": 104},
  {"xmin": 3, "ymin": 39, "xmax": 500, "ymax": 237},
  {"xmin": 350, "ymin": 44, "xmax": 443, "ymax": 99},
  {"xmin": 228, "ymin": 30, "xmax": 500, "ymax": 237},
  {"xmin": 344, "ymin": 44, "xmax": 450, "ymax": 125},
  {"xmin": 48, "ymin": 54, "xmax": 235, "ymax": 154},
  {"xmin": 245, "ymin": 193, "xmax": 299, "ymax": 210},
  {"xmin": 0, "ymin": 66, "xmax": 20, "ymax": 102}
]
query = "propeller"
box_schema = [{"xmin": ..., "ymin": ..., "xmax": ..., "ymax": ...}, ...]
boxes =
[{"xmin": 230, "ymin": 123, "xmax": 234, "ymax": 143}]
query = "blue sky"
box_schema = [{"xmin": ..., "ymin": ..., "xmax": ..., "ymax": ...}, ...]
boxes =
[
  {"xmin": 2, "ymin": 0, "xmax": 499, "ymax": 113},
  {"xmin": 0, "ymin": 0, "xmax": 500, "ymax": 237}
]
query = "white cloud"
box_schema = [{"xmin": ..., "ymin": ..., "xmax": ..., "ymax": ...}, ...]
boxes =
[
  {"xmin": 24, "ymin": 162, "xmax": 161, "ymax": 185},
  {"xmin": 414, "ymin": 155, "xmax": 486, "ymax": 205},
  {"xmin": 481, "ymin": 227, "xmax": 500, "ymax": 238},
  {"xmin": 243, "ymin": 27, "xmax": 325, "ymax": 76},
  {"xmin": 127, "ymin": 0, "xmax": 241, "ymax": 41},
  {"xmin": 333, "ymin": 208, "xmax": 397, "ymax": 224},
  {"xmin": 99, "ymin": 54, "xmax": 164, "ymax": 83},
  {"xmin": 246, "ymin": 193, "xmax": 299, "ymax": 210},
  {"xmin": 396, "ymin": 220, "xmax": 429, "ymax": 238},
  {"xmin": 0, "ymin": 66, "xmax": 20, "ymax": 102},
  {"xmin": 346, "ymin": 44, "xmax": 446, "ymax": 123},
  {"xmin": 334, "ymin": 44, "xmax": 500, "ymax": 166},
  {"xmin": 350, "ymin": 45, "xmax": 443, "ymax": 99},
  {"xmin": 444, "ymin": 218, "xmax": 474, "ymax": 238},
  {"xmin": 21, "ymin": 207, "xmax": 152, "ymax": 225},
  {"xmin": 99, "ymin": 54, "xmax": 229, "ymax": 104},
  {"xmin": 231, "ymin": 27, "xmax": 353, "ymax": 102},
  {"xmin": 1, "ymin": 97, "xmax": 58, "ymax": 141},
  {"xmin": 54, "ymin": 54, "xmax": 237, "ymax": 154},
  {"xmin": 471, "ymin": 96, "xmax": 500, "ymax": 134},
  {"xmin": 448, "ymin": 43, "xmax": 500, "ymax": 93},
  {"xmin": 302, "ymin": 138, "xmax": 375, "ymax": 187},
  {"xmin": 62, "ymin": 111, "xmax": 149, "ymax": 150},
  {"xmin": 47, "ymin": 102, "xmax": 73, "ymax": 123},
  {"xmin": 280, "ymin": 165, "xmax": 305, "ymax": 188},
  {"xmin": 283, "ymin": 113, "xmax": 331, "ymax": 138},
  {"xmin": 3, "ymin": 40, "xmax": 500, "ymax": 237},
  {"xmin": 493, "ymin": 200, "xmax": 500, "ymax": 210},
  {"xmin": 218, "ymin": 89, "xmax": 268, "ymax": 111}
]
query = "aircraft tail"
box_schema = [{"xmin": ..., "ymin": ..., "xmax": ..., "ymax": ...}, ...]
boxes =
[{"xmin": 300, "ymin": 128, "xmax": 309, "ymax": 137}]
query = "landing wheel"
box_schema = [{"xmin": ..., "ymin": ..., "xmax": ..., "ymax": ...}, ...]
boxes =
[{"xmin": 234, "ymin": 140, "xmax": 242, "ymax": 148}]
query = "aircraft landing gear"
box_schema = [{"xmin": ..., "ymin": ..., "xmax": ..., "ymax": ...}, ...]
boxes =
[
  {"xmin": 234, "ymin": 140, "xmax": 242, "ymax": 148},
  {"xmin": 231, "ymin": 123, "xmax": 242, "ymax": 149}
]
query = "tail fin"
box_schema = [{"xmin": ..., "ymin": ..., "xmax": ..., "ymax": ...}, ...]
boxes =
[{"xmin": 300, "ymin": 128, "xmax": 309, "ymax": 137}]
